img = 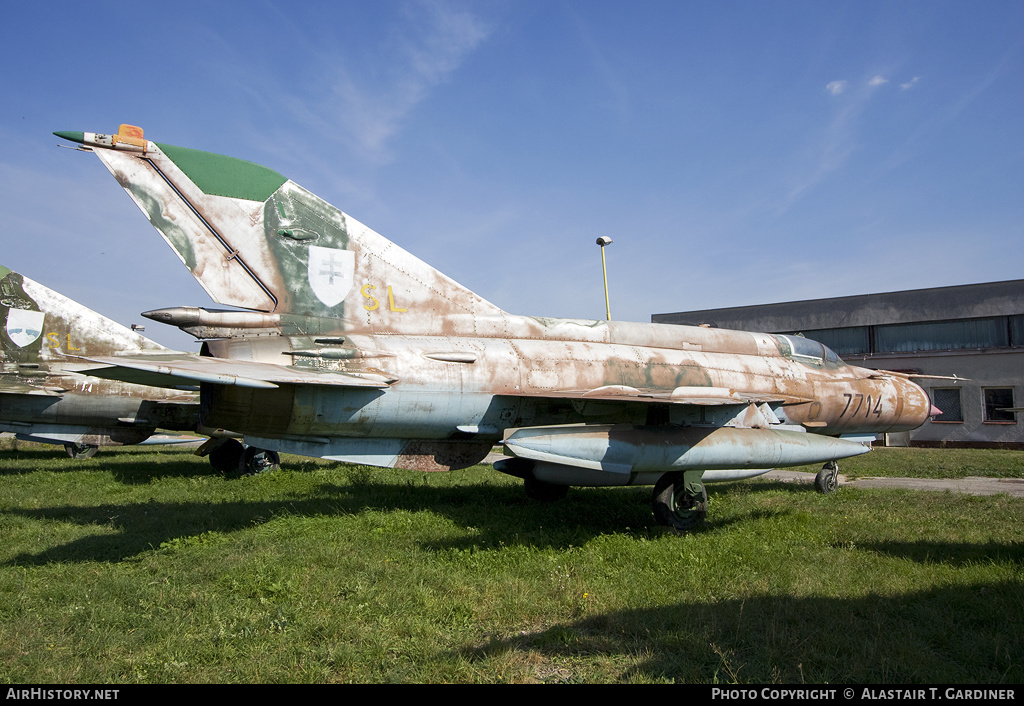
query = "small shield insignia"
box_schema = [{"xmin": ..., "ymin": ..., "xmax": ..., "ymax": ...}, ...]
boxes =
[
  {"xmin": 308, "ymin": 245, "xmax": 355, "ymax": 307},
  {"xmin": 5, "ymin": 308, "xmax": 44, "ymax": 348}
]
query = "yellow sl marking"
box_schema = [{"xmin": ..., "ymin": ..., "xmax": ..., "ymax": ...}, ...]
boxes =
[
  {"xmin": 45, "ymin": 333, "xmax": 80, "ymax": 351},
  {"xmin": 362, "ymin": 284, "xmax": 409, "ymax": 313}
]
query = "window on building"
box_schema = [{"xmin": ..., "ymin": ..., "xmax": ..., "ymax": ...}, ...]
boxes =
[
  {"xmin": 983, "ymin": 387, "xmax": 1016, "ymax": 423},
  {"xmin": 875, "ymin": 317, "xmax": 1009, "ymax": 354},
  {"xmin": 1011, "ymin": 315, "xmax": 1024, "ymax": 347},
  {"xmin": 931, "ymin": 388, "xmax": 963, "ymax": 423}
]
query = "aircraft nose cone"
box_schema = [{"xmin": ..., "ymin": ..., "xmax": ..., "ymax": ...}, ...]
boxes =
[{"xmin": 896, "ymin": 376, "xmax": 933, "ymax": 431}]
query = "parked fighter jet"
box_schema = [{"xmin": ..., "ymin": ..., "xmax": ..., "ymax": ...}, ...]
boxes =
[
  {"xmin": 0, "ymin": 264, "xmax": 200, "ymax": 458},
  {"xmin": 56, "ymin": 126, "xmax": 933, "ymax": 530}
]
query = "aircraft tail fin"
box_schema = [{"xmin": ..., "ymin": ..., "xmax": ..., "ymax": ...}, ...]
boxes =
[
  {"xmin": 0, "ymin": 264, "xmax": 167, "ymax": 372},
  {"xmin": 57, "ymin": 126, "xmax": 509, "ymax": 336}
]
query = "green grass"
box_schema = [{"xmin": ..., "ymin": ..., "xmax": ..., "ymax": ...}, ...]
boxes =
[
  {"xmin": 789, "ymin": 446, "xmax": 1024, "ymax": 479},
  {"xmin": 0, "ymin": 440, "xmax": 1021, "ymax": 683}
]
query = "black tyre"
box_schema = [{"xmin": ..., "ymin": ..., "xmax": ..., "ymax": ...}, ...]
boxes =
[
  {"xmin": 652, "ymin": 472, "xmax": 708, "ymax": 532},
  {"xmin": 208, "ymin": 439, "xmax": 244, "ymax": 474},
  {"xmin": 815, "ymin": 462, "xmax": 839, "ymax": 494},
  {"xmin": 240, "ymin": 447, "xmax": 280, "ymax": 475}
]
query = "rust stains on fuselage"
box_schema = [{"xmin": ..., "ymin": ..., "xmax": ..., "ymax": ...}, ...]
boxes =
[{"xmin": 198, "ymin": 314, "xmax": 931, "ymax": 444}]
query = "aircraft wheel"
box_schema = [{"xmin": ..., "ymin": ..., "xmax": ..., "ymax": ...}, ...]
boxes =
[
  {"xmin": 208, "ymin": 439, "xmax": 244, "ymax": 474},
  {"xmin": 524, "ymin": 476, "xmax": 568, "ymax": 502},
  {"xmin": 652, "ymin": 471, "xmax": 708, "ymax": 533},
  {"xmin": 240, "ymin": 447, "xmax": 280, "ymax": 475},
  {"xmin": 64, "ymin": 443, "xmax": 98, "ymax": 460},
  {"xmin": 815, "ymin": 461, "xmax": 839, "ymax": 494}
]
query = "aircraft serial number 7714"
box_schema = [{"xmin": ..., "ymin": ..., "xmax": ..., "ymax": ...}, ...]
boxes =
[{"xmin": 56, "ymin": 125, "xmax": 935, "ymax": 532}]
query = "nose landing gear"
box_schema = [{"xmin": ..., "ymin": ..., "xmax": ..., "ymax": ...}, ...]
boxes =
[{"xmin": 815, "ymin": 461, "xmax": 840, "ymax": 494}]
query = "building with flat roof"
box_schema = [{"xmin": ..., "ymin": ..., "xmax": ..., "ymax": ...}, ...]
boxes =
[{"xmin": 652, "ymin": 280, "xmax": 1024, "ymax": 447}]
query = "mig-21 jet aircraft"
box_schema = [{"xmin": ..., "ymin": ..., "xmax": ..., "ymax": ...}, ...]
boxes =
[
  {"xmin": 55, "ymin": 125, "xmax": 934, "ymax": 531},
  {"xmin": 0, "ymin": 264, "xmax": 200, "ymax": 458}
]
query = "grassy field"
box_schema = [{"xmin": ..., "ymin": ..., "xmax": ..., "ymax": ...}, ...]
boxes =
[
  {"xmin": 0, "ymin": 440, "xmax": 1020, "ymax": 684},
  {"xmin": 788, "ymin": 445, "xmax": 1024, "ymax": 480}
]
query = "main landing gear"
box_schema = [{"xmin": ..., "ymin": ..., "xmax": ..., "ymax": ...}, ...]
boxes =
[
  {"xmin": 64, "ymin": 443, "xmax": 98, "ymax": 459},
  {"xmin": 652, "ymin": 470, "xmax": 708, "ymax": 533},
  {"xmin": 206, "ymin": 438, "xmax": 280, "ymax": 476},
  {"xmin": 503, "ymin": 456, "xmax": 712, "ymax": 533}
]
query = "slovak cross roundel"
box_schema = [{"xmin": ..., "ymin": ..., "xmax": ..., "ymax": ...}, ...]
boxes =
[
  {"xmin": 307, "ymin": 245, "xmax": 355, "ymax": 307},
  {"xmin": 5, "ymin": 308, "xmax": 44, "ymax": 348}
]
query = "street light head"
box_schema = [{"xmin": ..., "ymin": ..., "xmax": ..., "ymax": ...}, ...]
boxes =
[{"xmin": 596, "ymin": 236, "xmax": 613, "ymax": 247}]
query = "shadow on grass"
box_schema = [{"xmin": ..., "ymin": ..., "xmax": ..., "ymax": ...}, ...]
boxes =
[
  {"xmin": 2, "ymin": 472, "xmax": 806, "ymax": 564},
  {"xmin": 454, "ymin": 581, "xmax": 1024, "ymax": 683},
  {"xmin": 6, "ymin": 466, "xmax": 1022, "ymax": 568},
  {"xmin": 853, "ymin": 539, "xmax": 1024, "ymax": 567},
  {"xmin": 0, "ymin": 444, "xmax": 215, "ymax": 481}
]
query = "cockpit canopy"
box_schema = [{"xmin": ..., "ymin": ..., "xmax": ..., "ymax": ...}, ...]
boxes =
[{"xmin": 774, "ymin": 334, "xmax": 843, "ymax": 366}]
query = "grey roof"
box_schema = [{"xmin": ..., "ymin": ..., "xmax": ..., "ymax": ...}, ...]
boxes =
[{"xmin": 652, "ymin": 280, "xmax": 1024, "ymax": 332}]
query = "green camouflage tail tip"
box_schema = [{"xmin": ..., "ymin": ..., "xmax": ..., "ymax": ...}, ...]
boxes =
[{"xmin": 54, "ymin": 131, "xmax": 86, "ymax": 144}]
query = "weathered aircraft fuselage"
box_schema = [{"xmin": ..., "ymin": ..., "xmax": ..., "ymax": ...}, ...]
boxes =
[{"xmin": 197, "ymin": 316, "xmax": 930, "ymax": 448}]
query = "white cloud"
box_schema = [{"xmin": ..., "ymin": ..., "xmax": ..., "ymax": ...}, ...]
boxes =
[
  {"xmin": 244, "ymin": 1, "xmax": 494, "ymax": 168},
  {"xmin": 900, "ymin": 76, "xmax": 921, "ymax": 90},
  {"xmin": 791, "ymin": 73, "xmax": 895, "ymax": 210},
  {"xmin": 330, "ymin": 1, "xmax": 494, "ymax": 162},
  {"xmin": 826, "ymin": 80, "xmax": 848, "ymax": 95}
]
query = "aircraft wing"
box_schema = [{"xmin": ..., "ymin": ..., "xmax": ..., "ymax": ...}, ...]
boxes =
[{"xmin": 70, "ymin": 353, "xmax": 396, "ymax": 390}]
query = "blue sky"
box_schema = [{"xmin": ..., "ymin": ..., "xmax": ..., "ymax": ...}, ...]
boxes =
[{"xmin": 1, "ymin": 0, "xmax": 1021, "ymax": 349}]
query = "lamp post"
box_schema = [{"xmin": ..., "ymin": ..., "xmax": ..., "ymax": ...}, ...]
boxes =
[{"xmin": 596, "ymin": 236, "xmax": 613, "ymax": 321}]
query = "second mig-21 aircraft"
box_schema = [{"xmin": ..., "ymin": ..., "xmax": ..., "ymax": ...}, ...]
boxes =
[
  {"xmin": 0, "ymin": 264, "xmax": 200, "ymax": 458},
  {"xmin": 56, "ymin": 125, "xmax": 935, "ymax": 531}
]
